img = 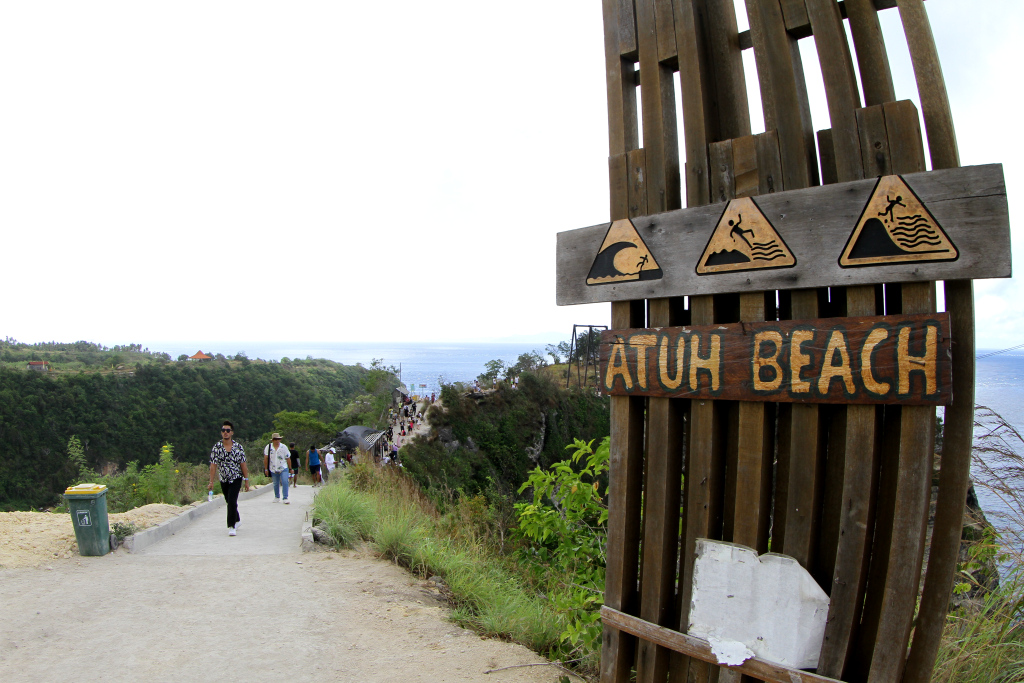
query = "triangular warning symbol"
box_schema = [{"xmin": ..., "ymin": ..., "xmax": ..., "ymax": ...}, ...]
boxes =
[
  {"xmin": 839, "ymin": 175, "xmax": 958, "ymax": 267},
  {"xmin": 696, "ymin": 197, "xmax": 796, "ymax": 275},
  {"xmin": 586, "ymin": 218, "xmax": 663, "ymax": 285}
]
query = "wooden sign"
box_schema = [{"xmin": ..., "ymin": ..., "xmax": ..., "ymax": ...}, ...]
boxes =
[
  {"xmin": 557, "ymin": 164, "xmax": 1009, "ymax": 306},
  {"xmin": 598, "ymin": 313, "xmax": 951, "ymax": 405}
]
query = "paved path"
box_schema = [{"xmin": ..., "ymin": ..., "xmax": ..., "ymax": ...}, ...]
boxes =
[
  {"xmin": 139, "ymin": 481, "xmax": 313, "ymax": 556},
  {"xmin": 0, "ymin": 482, "xmax": 558, "ymax": 683}
]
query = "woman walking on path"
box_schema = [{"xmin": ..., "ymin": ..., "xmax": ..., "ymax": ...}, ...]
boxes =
[
  {"xmin": 209, "ymin": 420, "xmax": 249, "ymax": 536},
  {"xmin": 307, "ymin": 445, "xmax": 322, "ymax": 486}
]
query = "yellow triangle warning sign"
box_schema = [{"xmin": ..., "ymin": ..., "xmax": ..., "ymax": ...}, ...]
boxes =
[
  {"xmin": 586, "ymin": 218, "xmax": 663, "ymax": 285},
  {"xmin": 839, "ymin": 175, "xmax": 958, "ymax": 267},
  {"xmin": 696, "ymin": 197, "xmax": 796, "ymax": 275}
]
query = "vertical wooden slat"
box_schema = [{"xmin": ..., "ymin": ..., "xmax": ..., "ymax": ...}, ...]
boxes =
[
  {"xmin": 868, "ymin": 284, "xmax": 936, "ymax": 683},
  {"xmin": 637, "ymin": 300, "xmax": 685, "ymax": 683},
  {"xmin": 897, "ymin": 0, "xmax": 960, "ymax": 170},
  {"xmin": 816, "ymin": 292, "xmax": 881, "ymax": 678},
  {"xmin": 845, "ymin": 0, "xmax": 896, "ymax": 107},
  {"xmin": 898, "ymin": 1, "xmax": 973, "ymax": 677},
  {"xmin": 805, "ymin": 0, "xmax": 863, "ymax": 182},
  {"xmin": 671, "ymin": 294, "xmax": 725, "ymax": 683},
  {"xmin": 601, "ymin": 3, "xmax": 645, "ymax": 682},
  {"xmin": 702, "ymin": 0, "xmax": 751, "ymax": 141},
  {"xmin": 604, "ymin": 0, "xmax": 639, "ymax": 158},
  {"xmin": 638, "ymin": 0, "xmax": 681, "ymax": 215},
  {"xmin": 744, "ymin": 0, "xmax": 818, "ymax": 189}
]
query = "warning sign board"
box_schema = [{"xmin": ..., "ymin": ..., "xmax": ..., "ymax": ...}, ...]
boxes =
[
  {"xmin": 696, "ymin": 197, "xmax": 796, "ymax": 275},
  {"xmin": 587, "ymin": 218, "xmax": 663, "ymax": 285},
  {"xmin": 839, "ymin": 175, "xmax": 958, "ymax": 267}
]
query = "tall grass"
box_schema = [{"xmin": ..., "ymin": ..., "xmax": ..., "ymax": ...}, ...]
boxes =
[
  {"xmin": 931, "ymin": 406, "xmax": 1024, "ymax": 681},
  {"xmin": 313, "ymin": 464, "xmax": 563, "ymax": 657}
]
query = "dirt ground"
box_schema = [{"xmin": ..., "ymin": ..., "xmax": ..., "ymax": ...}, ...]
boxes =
[
  {"xmin": 0, "ymin": 545, "xmax": 565, "ymax": 683},
  {"xmin": 0, "ymin": 503, "xmax": 198, "ymax": 568},
  {"xmin": 0, "ymin": 491, "xmax": 566, "ymax": 683}
]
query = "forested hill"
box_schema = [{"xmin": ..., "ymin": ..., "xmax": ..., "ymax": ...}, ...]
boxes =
[{"xmin": 0, "ymin": 348, "xmax": 368, "ymax": 510}]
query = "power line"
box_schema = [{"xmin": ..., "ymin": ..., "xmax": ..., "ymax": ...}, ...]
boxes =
[{"xmin": 977, "ymin": 342, "xmax": 1024, "ymax": 359}]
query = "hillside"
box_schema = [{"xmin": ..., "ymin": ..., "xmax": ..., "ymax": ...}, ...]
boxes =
[{"xmin": 0, "ymin": 341, "xmax": 370, "ymax": 510}]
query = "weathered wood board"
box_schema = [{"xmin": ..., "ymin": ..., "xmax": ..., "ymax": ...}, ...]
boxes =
[
  {"xmin": 557, "ymin": 164, "xmax": 1008, "ymax": 305},
  {"xmin": 598, "ymin": 312, "xmax": 951, "ymax": 405}
]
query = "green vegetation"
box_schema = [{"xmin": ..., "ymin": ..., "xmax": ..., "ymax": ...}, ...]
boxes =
[
  {"xmin": 313, "ymin": 466, "xmax": 565, "ymax": 659},
  {"xmin": 0, "ymin": 339, "xmax": 386, "ymax": 511},
  {"xmin": 401, "ymin": 371, "xmax": 609, "ymax": 501},
  {"xmin": 932, "ymin": 406, "xmax": 1024, "ymax": 682}
]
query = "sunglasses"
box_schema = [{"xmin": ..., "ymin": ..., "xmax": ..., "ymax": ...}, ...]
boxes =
[{"xmin": 221, "ymin": 428, "xmax": 233, "ymax": 432}]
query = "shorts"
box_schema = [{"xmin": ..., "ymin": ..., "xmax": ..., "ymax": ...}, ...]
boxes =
[{"xmin": 309, "ymin": 465, "xmax": 321, "ymax": 475}]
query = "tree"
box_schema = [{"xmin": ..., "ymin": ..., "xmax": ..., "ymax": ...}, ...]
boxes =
[
  {"xmin": 478, "ymin": 359, "xmax": 506, "ymax": 384},
  {"xmin": 546, "ymin": 341, "xmax": 572, "ymax": 365}
]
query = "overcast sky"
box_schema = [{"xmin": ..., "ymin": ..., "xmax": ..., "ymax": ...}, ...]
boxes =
[{"xmin": 1, "ymin": 1, "xmax": 1020, "ymax": 350}]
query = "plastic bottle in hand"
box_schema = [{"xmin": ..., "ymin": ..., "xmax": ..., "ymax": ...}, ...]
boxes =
[{"xmin": 208, "ymin": 489, "xmax": 214, "ymax": 503}]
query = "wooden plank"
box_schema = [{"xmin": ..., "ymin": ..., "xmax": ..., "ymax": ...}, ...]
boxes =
[
  {"xmin": 709, "ymin": 138, "xmax": 734, "ymax": 205},
  {"xmin": 609, "ymin": 153, "xmax": 630, "ymax": 220},
  {"xmin": 856, "ymin": 105, "xmax": 891, "ymax": 178},
  {"xmin": 603, "ymin": 0, "xmax": 639, "ymax": 157},
  {"xmin": 673, "ymin": 294, "xmax": 725, "ymax": 683},
  {"xmin": 702, "ymin": 0, "xmax": 752, "ymax": 141},
  {"xmin": 743, "ymin": 0, "xmax": 817, "ymax": 190},
  {"xmin": 655, "ymin": 0, "xmax": 678, "ymax": 64},
  {"xmin": 902, "ymin": 280, "xmax": 974, "ymax": 682},
  {"xmin": 896, "ymin": 4, "xmax": 970, "ymax": 679},
  {"xmin": 817, "ymin": 128, "xmax": 838, "ymax": 186},
  {"xmin": 599, "ymin": 312, "xmax": 952, "ymax": 404},
  {"xmin": 728, "ymin": 294, "xmax": 773, "ymax": 552},
  {"xmin": 602, "ymin": 607, "xmax": 846, "ymax": 683},
  {"xmin": 897, "ymin": 0, "xmax": 959, "ymax": 170},
  {"xmin": 636, "ymin": 301, "xmax": 685, "ymax": 683},
  {"xmin": 805, "ymin": 0, "xmax": 863, "ymax": 183},
  {"xmin": 882, "ymin": 100, "xmax": 926, "ymax": 174},
  {"xmin": 627, "ymin": 148, "xmax": 650, "ymax": 218},
  {"xmin": 674, "ymin": 0, "xmax": 712, "ymax": 207},
  {"xmin": 815, "ymin": 288, "xmax": 882, "ymax": 677},
  {"xmin": 556, "ymin": 163, "xmax": 1010, "ymax": 305},
  {"xmin": 845, "ymin": 0, "xmax": 896, "ymax": 106},
  {"xmin": 602, "ymin": 308, "xmax": 647, "ymax": 683},
  {"xmin": 868, "ymin": 283, "xmax": 936, "ymax": 683},
  {"xmin": 638, "ymin": 0, "xmax": 681, "ymax": 214}
]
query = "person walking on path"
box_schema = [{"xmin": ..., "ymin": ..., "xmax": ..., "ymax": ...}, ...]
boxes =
[
  {"xmin": 323, "ymin": 447, "xmax": 336, "ymax": 483},
  {"xmin": 209, "ymin": 420, "xmax": 249, "ymax": 536},
  {"xmin": 263, "ymin": 433, "xmax": 291, "ymax": 504},
  {"xmin": 288, "ymin": 442, "xmax": 300, "ymax": 488},
  {"xmin": 307, "ymin": 445, "xmax": 322, "ymax": 486}
]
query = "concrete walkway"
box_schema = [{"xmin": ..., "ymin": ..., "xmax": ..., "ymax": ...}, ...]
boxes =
[
  {"xmin": 139, "ymin": 481, "xmax": 314, "ymax": 556},
  {"xmin": 0, "ymin": 480, "xmax": 557, "ymax": 683}
]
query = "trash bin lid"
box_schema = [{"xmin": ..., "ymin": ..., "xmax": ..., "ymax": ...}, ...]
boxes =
[{"xmin": 64, "ymin": 483, "xmax": 107, "ymax": 495}]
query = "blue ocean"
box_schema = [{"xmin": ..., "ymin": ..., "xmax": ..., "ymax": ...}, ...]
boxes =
[{"xmin": 153, "ymin": 341, "xmax": 554, "ymax": 397}]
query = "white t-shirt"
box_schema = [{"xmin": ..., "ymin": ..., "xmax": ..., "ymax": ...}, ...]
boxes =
[{"xmin": 325, "ymin": 451, "xmax": 336, "ymax": 470}]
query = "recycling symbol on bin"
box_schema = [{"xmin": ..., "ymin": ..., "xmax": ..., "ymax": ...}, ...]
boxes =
[{"xmin": 76, "ymin": 510, "xmax": 92, "ymax": 527}]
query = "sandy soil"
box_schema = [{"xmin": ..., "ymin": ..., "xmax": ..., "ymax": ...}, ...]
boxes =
[
  {"xmin": 0, "ymin": 545, "xmax": 565, "ymax": 683},
  {"xmin": 0, "ymin": 503, "xmax": 197, "ymax": 568}
]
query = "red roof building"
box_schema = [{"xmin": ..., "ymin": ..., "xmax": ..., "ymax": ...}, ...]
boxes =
[
  {"xmin": 188, "ymin": 350, "xmax": 213, "ymax": 361},
  {"xmin": 27, "ymin": 361, "xmax": 50, "ymax": 372}
]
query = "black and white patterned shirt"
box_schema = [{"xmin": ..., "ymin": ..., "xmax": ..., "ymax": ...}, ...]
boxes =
[{"xmin": 210, "ymin": 440, "xmax": 246, "ymax": 483}]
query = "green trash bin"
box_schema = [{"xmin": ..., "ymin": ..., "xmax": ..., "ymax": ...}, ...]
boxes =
[{"xmin": 64, "ymin": 483, "xmax": 111, "ymax": 556}]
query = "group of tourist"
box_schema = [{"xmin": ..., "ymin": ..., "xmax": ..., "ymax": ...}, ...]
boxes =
[{"xmin": 207, "ymin": 421, "xmax": 350, "ymax": 536}]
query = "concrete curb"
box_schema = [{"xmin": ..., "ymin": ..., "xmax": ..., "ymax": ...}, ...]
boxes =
[{"xmin": 124, "ymin": 484, "xmax": 272, "ymax": 553}]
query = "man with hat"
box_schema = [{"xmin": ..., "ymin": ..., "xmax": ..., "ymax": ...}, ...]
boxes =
[{"xmin": 263, "ymin": 433, "xmax": 291, "ymax": 503}]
